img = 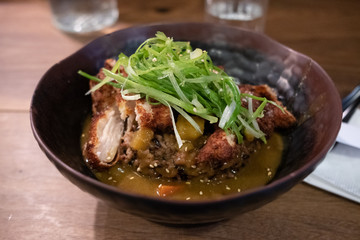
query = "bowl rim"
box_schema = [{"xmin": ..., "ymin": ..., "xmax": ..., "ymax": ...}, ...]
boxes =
[{"xmin": 30, "ymin": 22, "xmax": 342, "ymax": 206}]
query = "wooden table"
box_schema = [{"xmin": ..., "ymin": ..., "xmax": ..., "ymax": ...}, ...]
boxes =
[{"xmin": 1, "ymin": 0, "xmax": 359, "ymax": 239}]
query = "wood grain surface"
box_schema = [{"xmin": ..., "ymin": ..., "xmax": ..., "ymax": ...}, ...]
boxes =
[{"xmin": 0, "ymin": 0, "xmax": 359, "ymax": 239}]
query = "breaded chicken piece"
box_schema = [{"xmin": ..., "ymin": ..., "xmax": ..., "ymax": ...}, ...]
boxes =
[
  {"xmin": 92, "ymin": 59, "xmax": 172, "ymax": 131},
  {"xmin": 196, "ymin": 84, "xmax": 296, "ymax": 168},
  {"xmin": 135, "ymin": 99, "xmax": 172, "ymax": 132},
  {"xmin": 90, "ymin": 59, "xmax": 129, "ymax": 115},
  {"xmin": 239, "ymin": 84, "xmax": 296, "ymax": 136},
  {"xmin": 90, "ymin": 59, "xmax": 118, "ymax": 115},
  {"xmin": 83, "ymin": 106, "xmax": 124, "ymax": 169},
  {"xmin": 116, "ymin": 94, "xmax": 135, "ymax": 121},
  {"xmin": 85, "ymin": 59, "xmax": 173, "ymax": 169},
  {"xmin": 85, "ymin": 59, "xmax": 129, "ymax": 168},
  {"xmin": 90, "ymin": 82, "xmax": 119, "ymax": 115},
  {"xmin": 196, "ymin": 129, "xmax": 238, "ymax": 164}
]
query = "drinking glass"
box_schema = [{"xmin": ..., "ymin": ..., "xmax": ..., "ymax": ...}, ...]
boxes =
[
  {"xmin": 205, "ymin": 0, "xmax": 268, "ymax": 32},
  {"xmin": 49, "ymin": 0, "xmax": 119, "ymax": 33}
]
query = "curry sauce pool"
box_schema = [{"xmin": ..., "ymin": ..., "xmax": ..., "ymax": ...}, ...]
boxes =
[{"xmin": 82, "ymin": 115, "xmax": 284, "ymax": 200}]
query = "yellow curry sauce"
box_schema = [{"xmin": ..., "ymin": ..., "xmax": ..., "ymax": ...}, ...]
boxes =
[{"xmin": 81, "ymin": 116, "xmax": 284, "ymax": 200}]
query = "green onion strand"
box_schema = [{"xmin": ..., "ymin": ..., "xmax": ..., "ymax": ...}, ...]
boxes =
[{"xmin": 79, "ymin": 31, "xmax": 283, "ymax": 145}]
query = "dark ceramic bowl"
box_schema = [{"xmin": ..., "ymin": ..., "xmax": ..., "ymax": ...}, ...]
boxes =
[{"xmin": 30, "ymin": 23, "xmax": 342, "ymax": 224}]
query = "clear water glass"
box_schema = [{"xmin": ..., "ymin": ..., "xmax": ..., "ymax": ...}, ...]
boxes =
[
  {"xmin": 205, "ymin": 0, "xmax": 268, "ymax": 32},
  {"xmin": 49, "ymin": 0, "xmax": 119, "ymax": 33}
]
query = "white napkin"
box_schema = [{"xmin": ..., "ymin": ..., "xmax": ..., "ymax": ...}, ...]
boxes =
[{"xmin": 304, "ymin": 108, "xmax": 360, "ymax": 204}]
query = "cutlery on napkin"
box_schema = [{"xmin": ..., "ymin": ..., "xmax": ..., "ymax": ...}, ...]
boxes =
[{"xmin": 304, "ymin": 86, "xmax": 360, "ymax": 204}]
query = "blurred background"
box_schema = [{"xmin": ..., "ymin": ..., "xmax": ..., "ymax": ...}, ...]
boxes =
[
  {"xmin": 1, "ymin": 0, "xmax": 358, "ymax": 99},
  {"xmin": 0, "ymin": 1, "xmax": 359, "ymax": 239}
]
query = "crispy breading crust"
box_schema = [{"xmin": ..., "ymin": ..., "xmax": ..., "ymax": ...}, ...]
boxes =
[
  {"xmin": 135, "ymin": 99, "xmax": 172, "ymax": 132},
  {"xmin": 90, "ymin": 59, "xmax": 129, "ymax": 115},
  {"xmin": 90, "ymin": 59, "xmax": 118, "ymax": 115},
  {"xmin": 239, "ymin": 84, "xmax": 296, "ymax": 136},
  {"xmin": 196, "ymin": 129, "xmax": 238, "ymax": 164}
]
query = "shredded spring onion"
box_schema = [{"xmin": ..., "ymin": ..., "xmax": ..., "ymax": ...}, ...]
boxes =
[
  {"xmin": 78, "ymin": 31, "xmax": 283, "ymax": 146},
  {"xmin": 167, "ymin": 102, "xmax": 183, "ymax": 148}
]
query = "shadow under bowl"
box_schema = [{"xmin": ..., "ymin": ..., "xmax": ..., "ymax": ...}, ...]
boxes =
[{"xmin": 30, "ymin": 22, "xmax": 342, "ymax": 224}]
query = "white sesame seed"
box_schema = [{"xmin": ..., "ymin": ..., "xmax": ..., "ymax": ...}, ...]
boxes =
[
  {"xmin": 108, "ymin": 177, "xmax": 113, "ymax": 180},
  {"xmin": 191, "ymin": 165, "xmax": 196, "ymax": 169},
  {"xmin": 268, "ymin": 171, "xmax": 272, "ymax": 176},
  {"xmin": 149, "ymin": 164, "xmax": 154, "ymax": 168},
  {"xmin": 237, "ymin": 188, "xmax": 241, "ymax": 192},
  {"xmin": 199, "ymin": 191, "xmax": 203, "ymax": 195},
  {"xmin": 186, "ymin": 197, "xmax": 191, "ymax": 200},
  {"xmin": 165, "ymin": 168, "xmax": 170, "ymax": 173},
  {"xmin": 154, "ymin": 163, "xmax": 158, "ymax": 167},
  {"xmin": 185, "ymin": 181, "xmax": 191, "ymax": 185},
  {"xmin": 137, "ymin": 167, "xmax": 141, "ymax": 172},
  {"xmin": 225, "ymin": 185, "xmax": 231, "ymax": 190},
  {"xmin": 129, "ymin": 176, "xmax": 134, "ymax": 180}
]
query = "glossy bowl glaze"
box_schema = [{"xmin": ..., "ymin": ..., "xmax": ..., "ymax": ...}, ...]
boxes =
[{"xmin": 30, "ymin": 23, "xmax": 342, "ymax": 224}]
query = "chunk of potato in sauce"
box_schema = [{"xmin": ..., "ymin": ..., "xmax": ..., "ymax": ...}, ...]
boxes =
[
  {"xmin": 130, "ymin": 127, "xmax": 154, "ymax": 150},
  {"xmin": 176, "ymin": 115, "xmax": 205, "ymax": 141}
]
